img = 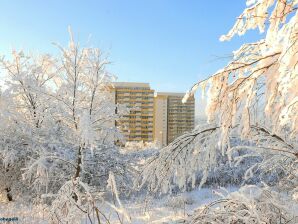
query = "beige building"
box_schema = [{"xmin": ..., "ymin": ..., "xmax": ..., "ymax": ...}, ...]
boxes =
[
  {"xmin": 154, "ymin": 92, "xmax": 195, "ymax": 146},
  {"xmin": 111, "ymin": 82, "xmax": 154, "ymax": 143}
]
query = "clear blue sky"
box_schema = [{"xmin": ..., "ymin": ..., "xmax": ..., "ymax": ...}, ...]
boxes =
[{"xmin": 0, "ymin": 0, "xmax": 262, "ymax": 115}]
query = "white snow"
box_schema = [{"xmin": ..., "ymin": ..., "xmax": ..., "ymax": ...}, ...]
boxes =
[{"xmin": 0, "ymin": 186, "xmax": 239, "ymax": 224}]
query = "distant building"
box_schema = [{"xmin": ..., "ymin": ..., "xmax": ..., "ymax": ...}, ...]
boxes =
[
  {"xmin": 154, "ymin": 92, "xmax": 195, "ymax": 146},
  {"xmin": 111, "ymin": 82, "xmax": 154, "ymax": 143}
]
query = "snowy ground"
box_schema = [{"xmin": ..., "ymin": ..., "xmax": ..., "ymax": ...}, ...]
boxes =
[
  {"xmin": 106, "ymin": 186, "xmax": 239, "ymax": 224},
  {"xmin": 0, "ymin": 186, "xmax": 238, "ymax": 223}
]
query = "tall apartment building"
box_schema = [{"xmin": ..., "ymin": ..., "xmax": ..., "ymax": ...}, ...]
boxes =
[
  {"xmin": 154, "ymin": 92, "xmax": 195, "ymax": 146},
  {"xmin": 111, "ymin": 82, "xmax": 154, "ymax": 143}
]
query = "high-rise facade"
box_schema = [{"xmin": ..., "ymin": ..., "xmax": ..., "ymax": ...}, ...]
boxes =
[
  {"xmin": 111, "ymin": 82, "xmax": 154, "ymax": 143},
  {"xmin": 154, "ymin": 92, "xmax": 195, "ymax": 146}
]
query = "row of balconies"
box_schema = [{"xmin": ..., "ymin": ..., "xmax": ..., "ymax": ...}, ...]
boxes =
[
  {"xmin": 117, "ymin": 102, "xmax": 153, "ymax": 105},
  {"xmin": 168, "ymin": 123, "xmax": 194, "ymax": 126},
  {"xmin": 116, "ymin": 96, "xmax": 154, "ymax": 100},
  {"xmin": 125, "ymin": 135, "xmax": 154, "ymax": 138},
  {"xmin": 127, "ymin": 119, "xmax": 153, "ymax": 124},
  {"xmin": 121, "ymin": 126, "xmax": 153, "ymax": 130},
  {"xmin": 123, "ymin": 115, "xmax": 153, "ymax": 118},
  {"xmin": 168, "ymin": 107, "xmax": 195, "ymax": 110},
  {"xmin": 116, "ymin": 91, "xmax": 153, "ymax": 94},
  {"xmin": 168, "ymin": 118, "xmax": 195, "ymax": 121}
]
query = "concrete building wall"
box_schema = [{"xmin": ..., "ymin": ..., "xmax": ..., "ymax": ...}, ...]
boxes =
[
  {"xmin": 167, "ymin": 94, "xmax": 195, "ymax": 144},
  {"xmin": 153, "ymin": 95, "xmax": 168, "ymax": 147},
  {"xmin": 154, "ymin": 92, "xmax": 195, "ymax": 146},
  {"xmin": 111, "ymin": 82, "xmax": 154, "ymax": 143},
  {"xmin": 111, "ymin": 83, "xmax": 195, "ymax": 146}
]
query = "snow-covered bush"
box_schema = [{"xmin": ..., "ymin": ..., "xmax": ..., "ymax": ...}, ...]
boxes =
[
  {"xmin": 123, "ymin": 141, "xmax": 159, "ymax": 152},
  {"xmin": 189, "ymin": 185, "xmax": 298, "ymax": 224},
  {"xmin": 165, "ymin": 194, "xmax": 195, "ymax": 210}
]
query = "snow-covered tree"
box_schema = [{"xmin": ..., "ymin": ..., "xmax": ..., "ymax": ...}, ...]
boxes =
[
  {"xmin": 0, "ymin": 30, "xmax": 129, "ymax": 222},
  {"xmin": 0, "ymin": 51, "xmax": 56, "ymax": 201},
  {"xmin": 140, "ymin": 0, "xmax": 298, "ymax": 222}
]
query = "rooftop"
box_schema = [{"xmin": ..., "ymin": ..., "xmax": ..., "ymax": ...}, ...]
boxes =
[
  {"xmin": 112, "ymin": 82, "xmax": 151, "ymax": 88},
  {"xmin": 155, "ymin": 92, "xmax": 185, "ymax": 97}
]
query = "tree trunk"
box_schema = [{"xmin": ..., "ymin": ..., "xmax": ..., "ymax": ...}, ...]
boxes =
[
  {"xmin": 75, "ymin": 145, "xmax": 82, "ymax": 179},
  {"xmin": 73, "ymin": 145, "xmax": 83, "ymax": 202},
  {"xmin": 5, "ymin": 187, "xmax": 12, "ymax": 201}
]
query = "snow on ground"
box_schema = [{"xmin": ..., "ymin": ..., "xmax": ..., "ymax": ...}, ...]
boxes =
[
  {"xmin": 0, "ymin": 201, "xmax": 48, "ymax": 224},
  {"xmin": 0, "ymin": 186, "xmax": 239, "ymax": 223},
  {"xmin": 100, "ymin": 186, "xmax": 239, "ymax": 224}
]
